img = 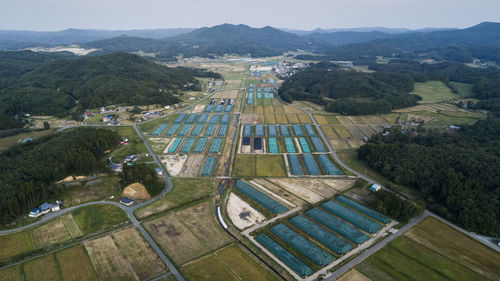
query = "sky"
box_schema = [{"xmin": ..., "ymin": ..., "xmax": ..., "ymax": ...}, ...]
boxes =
[{"xmin": 0, "ymin": 0, "xmax": 499, "ymax": 31}]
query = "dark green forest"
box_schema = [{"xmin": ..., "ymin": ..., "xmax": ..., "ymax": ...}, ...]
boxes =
[
  {"xmin": 0, "ymin": 128, "xmax": 119, "ymax": 224},
  {"xmin": 278, "ymin": 63, "xmax": 421, "ymax": 115},
  {"xmin": 0, "ymin": 52, "xmax": 220, "ymax": 119},
  {"xmin": 358, "ymin": 118, "xmax": 500, "ymax": 235}
]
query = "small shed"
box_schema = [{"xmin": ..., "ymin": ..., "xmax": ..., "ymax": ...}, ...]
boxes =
[
  {"xmin": 155, "ymin": 168, "xmax": 163, "ymax": 176},
  {"xmin": 29, "ymin": 208, "xmax": 41, "ymax": 218},
  {"xmin": 369, "ymin": 184, "xmax": 381, "ymax": 191}
]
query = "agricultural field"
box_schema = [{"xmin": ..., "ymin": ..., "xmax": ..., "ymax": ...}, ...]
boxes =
[
  {"xmin": 59, "ymin": 175, "xmax": 122, "ymax": 207},
  {"xmin": 449, "ymin": 81, "xmax": 474, "ymax": 97},
  {"xmin": 0, "ymin": 231, "xmax": 33, "ymax": 262},
  {"xmin": 356, "ymin": 216, "xmax": 500, "ymax": 281},
  {"xmin": 135, "ymin": 178, "xmax": 217, "ymax": 219},
  {"xmin": 144, "ymin": 199, "xmax": 233, "ymax": 265},
  {"xmin": 72, "ymin": 204, "xmax": 129, "ymax": 235},
  {"xmin": 411, "ymin": 81, "xmax": 457, "ymax": 103},
  {"xmin": 23, "ymin": 254, "xmax": 60, "ymax": 281},
  {"xmin": 55, "ymin": 245, "xmax": 99, "ymax": 281},
  {"xmin": 181, "ymin": 244, "xmax": 279, "ymax": 281},
  {"xmin": 0, "ymin": 265, "xmax": 20, "ymax": 281},
  {"xmin": 233, "ymin": 154, "xmax": 287, "ymax": 177}
]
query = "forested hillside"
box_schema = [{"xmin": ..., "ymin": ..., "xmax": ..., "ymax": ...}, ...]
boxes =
[
  {"xmin": 278, "ymin": 63, "xmax": 420, "ymax": 115},
  {"xmin": 0, "ymin": 128, "xmax": 120, "ymax": 224},
  {"xmin": 0, "ymin": 52, "xmax": 218, "ymax": 117},
  {"xmin": 358, "ymin": 118, "xmax": 500, "ymax": 235}
]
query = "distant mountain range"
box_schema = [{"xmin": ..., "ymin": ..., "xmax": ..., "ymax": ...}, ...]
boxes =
[{"xmin": 1, "ymin": 22, "xmax": 499, "ymax": 62}]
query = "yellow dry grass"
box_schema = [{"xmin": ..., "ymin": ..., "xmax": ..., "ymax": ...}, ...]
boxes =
[
  {"xmin": 122, "ymin": 182, "xmax": 151, "ymax": 200},
  {"xmin": 274, "ymin": 113, "xmax": 288, "ymax": 124},
  {"xmin": 333, "ymin": 126, "xmax": 352, "ymax": 138},
  {"xmin": 298, "ymin": 113, "xmax": 311, "ymax": 123},
  {"xmin": 56, "ymin": 245, "xmax": 99, "ymax": 281},
  {"xmin": 23, "ymin": 255, "xmax": 60, "ymax": 281},
  {"xmin": 314, "ymin": 115, "xmax": 328, "ymax": 125},
  {"xmin": 286, "ymin": 113, "xmax": 299, "ymax": 123}
]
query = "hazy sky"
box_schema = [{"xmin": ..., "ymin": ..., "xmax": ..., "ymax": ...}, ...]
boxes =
[{"xmin": 0, "ymin": 0, "xmax": 499, "ymax": 31}]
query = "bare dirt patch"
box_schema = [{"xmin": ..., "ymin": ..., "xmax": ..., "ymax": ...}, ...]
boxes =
[
  {"xmin": 160, "ymin": 154, "xmax": 188, "ymax": 176},
  {"xmin": 193, "ymin": 104, "xmax": 206, "ymax": 113},
  {"xmin": 319, "ymin": 179, "xmax": 357, "ymax": 192},
  {"xmin": 252, "ymin": 179, "xmax": 306, "ymax": 206},
  {"xmin": 268, "ymin": 179, "xmax": 324, "ymax": 204},
  {"xmin": 177, "ymin": 155, "xmax": 204, "ymax": 177},
  {"xmin": 31, "ymin": 219, "xmax": 71, "ymax": 248},
  {"xmin": 241, "ymin": 114, "xmax": 259, "ymax": 124},
  {"xmin": 122, "ymin": 183, "xmax": 151, "ymax": 200},
  {"xmin": 227, "ymin": 193, "xmax": 266, "ymax": 230}
]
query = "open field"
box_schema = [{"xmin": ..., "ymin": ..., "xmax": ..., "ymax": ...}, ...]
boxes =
[
  {"xmin": 144, "ymin": 199, "xmax": 233, "ymax": 265},
  {"xmin": 356, "ymin": 216, "xmax": 500, "ymax": 281},
  {"xmin": 0, "ymin": 265, "xmax": 20, "ymax": 281},
  {"xmin": 84, "ymin": 236, "xmax": 139, "ymax": 281},
  {"xmin": 226, "ymin": 193, "xmax": 266, "ymax": 229},
  {"xmin": 256, "ymin": 155, "xmax": 287, "ymax": 177},
  {"xmin": 31, "ymin": 216, "xmax": 72, "ymax": 248},
  {"xmin": 60, "ymin": 176, "xmax": 121, "ymax": 207},
  {"xmin": 0, "ymin": 129, "xmax": 55, "ymax": 151},
  {"xmin": 72, "ymin": 204, "xmax": 129, "ymax": 235},
  {"xmin": 0, "ymin": 231, "xmax": 33, "ymax": 262},
  {"xmin": 449, "ymin": 82, "xmax": 474, "ymax": 97},
  {"xmin": 234, "ymin": 154, "xmax": 287, "ymax": 177},
  {"xmin": 268, "ymin": 178, "xmax": 324, "ymax": 204},
  {"xmin": 23, "ymin": 254, "xmax": 60, "ymax": 281},
  {"xmin": 252, "ymin": 179, "xmax": 306, "ymax": 207},
  {"xmin": 135, "ymin": 178, "xmax": 217, "ymax": 219},
  {"xmin": 112, "ymin": 228, "xmax": 166, "ymax": 280},
  {"xmin": 182, "ymin": 244, "xmax": 279, "ymax": 281},
  {"xmin": 338, "ymin": 269, "xmax": 370, "ymax": 281},
  {"xmin": 411, "ymin": 81, "xmax": 457, "ymax": 103},
  {"xmin": 55, "ymin": 245, "xmax": 99, "ymax": 281},
  {"xmin": 177, "ymin": 155, "xmax": 205, "ymax": 177}
]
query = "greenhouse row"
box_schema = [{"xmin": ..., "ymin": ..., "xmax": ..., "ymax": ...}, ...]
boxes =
[
  {"xmin": 209, "ymin": 138, "xmax": 222, "ymax": 153},
  {"xmin": 336, "ymin": 196, "xmax": 390, "ymax": 224},
  {"xmin": 201, "ymin": 156, "xmax": 215, "ymax": 176},
  {"xmin": 270, "ymin": 223, "xmax": 333, "ymax": 266},
  {"xmin": 306, "ymin": 208, "xmax": 369, "ymax": 244},
  {"xmin": 234, "ymin": 180, "xmax": 287, "ymax": 214},
  {"xmin": 321, "ymin": 201, "xmax": 381, "ymax": 234},
  {"xmin": 289, "ymin": 215, "xmax": 352, "ymax": 255}
]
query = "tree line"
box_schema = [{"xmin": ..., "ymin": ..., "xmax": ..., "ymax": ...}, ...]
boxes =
[
  {"xmin": 0, "ymin": 128, "xmax": 120, "ymax": 224},
  {"xmin": 358, "ymin": 118, "xmax": 500, "ymax": 235}
]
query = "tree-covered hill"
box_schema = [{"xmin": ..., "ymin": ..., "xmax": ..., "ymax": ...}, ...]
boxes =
[
  {"xmin": 278, "ymin": 62, "xmax": 420, "ymax": 115},
  {"xmin": 0, "ymin": 128, "xmax": 120, "ymax": 224},
  {"xmin": 0, "ymin": 52, "xmax": 218, "ymax": 117},
  {"xmin": 358, "ymin": 118, "xmax": 500, "ymax": 236}
]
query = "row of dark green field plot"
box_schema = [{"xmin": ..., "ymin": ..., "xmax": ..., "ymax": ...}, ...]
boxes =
[{"xmin": 166, "ymin": 137, "xmax": 224, "ymax": 154}]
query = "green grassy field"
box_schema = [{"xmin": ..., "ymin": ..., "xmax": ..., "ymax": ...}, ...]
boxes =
[
  {"xmin": 0, "ymin": 231, "xmax": 33, "ymax": 262},
  {"xmin": 233, "ymin": 154, "xmax": 257, "ymax": 177},
  {"xmin": 55, "ymin": 245, "xmax": 99, "ymax": 281},
  {"xmin": 23, "ymin": 254, "xmax": 60, "ymax": 281},
  {"xmin": 449, "ymin": 82, "xmax": 474, "ymax": 97},
  {"xmin": 0, "ymin": 129, "xmax": 55, "ymax": 151},
  {"xmin": 356, "ymin": 216, "xmax": 500, "ymax": 281},
  {"xmin": 72, "ymin": 204, "xmax": 128, "ymax": 235},
  {"xmin": 255, "ymin": 155, "xmax": 287, "ymax": 177},
  {"xmin": 412, "ymin": 81, "xmax": 457, "ymax": 104},
  {"xmin": 0, "ymin": 265, "xmax": 20, "ymax": 281},
  {"xmin": 182, "ymin": 244, "xmax": 279, "ymax": 281},
  {"xmin": 135, "ymin": 178, "xmax": 217, "ymax": 219}
]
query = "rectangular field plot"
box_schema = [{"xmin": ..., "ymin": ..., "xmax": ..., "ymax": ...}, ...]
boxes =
[
  {"xmin": 201, "ymin": 156, "xmax": 215, "ymax": 176},
  {"xmin": 336, "ymin": 196, "xmax": 389, "ymax": 224},
  {"xmin": 290, "ymin": 215, "xmax": 352, "ymax": 255},
  {"xmin": 208, "ymin": 115, "xmax": 219, "ymax": 124},
  {"xmin": 287, "ymin": 154, "xmax": 303, "ymax": 176},
  {"xmin": 55, "ymin": 245, "xmax": 99, "ymax": 281},
  {"xmin": 23, "ymin": 254, "xmax": 60, "ymax": 281},
  {"xmin": 302, "ymin": 154, "xmax": 321, "ymax": 175},
  {"xmin": 144, "ymin": 200, "xmax": 232, "ymax": 265},
  {"xmin": 255, "ymin": 124, "xmax": 265, "ymax": 136},
  {"xmin": 321, "ymin": 201, "xmax": 381, "ymax": 234},
  {"xmin": 167, "ymin": 138, "xmax": 182, "ymax": 153},
  {"xmin": 306, "ymin": 208, "xmax": 368, "ymax": 244},
  {"xmin": 152, "ymin": 124, "xmax": 168, "ymax": 136},
  {"xmin": 112, "ymin": 228, "xmax": 166, "ymax": 280},
  {"xmin": 192, "ymin": 138, "xmax": 207, "ymax": 153},
  {"xmin": 218, "ymin": 124, "xmax": 228, "ymax": 136},
  {"xmin": 256, "ymin": 155, "xmax": 287, "ymax": 177},
  {"xmin": 284, "ymin": 137, "xmax": 296, "ymax": 153},
  {"xmin": 317, "ymin": 154, "xmax": 342, "ymax": 175},
  {"xmin": 279, "ymin": 125, "xmax": 290, "ymax": 136},
  {"xmin": 310, "ymin": 136, "xmax": 326, "ymax": 152},
  {"xmin": 214, "ymin": 104, "xmax": 224, "ymax": 112},
  {"xmin": 298, "ymin": 137, "xmax": 310, "ymax": 153},
  {"xmin": 0, "ymin": 265, "xmax": 20, "ymax": 281},
  {"xmin": 185, "ymin": 114, "xmax": 198, "ymax": 123},
  {"xmin": 243, "ymin": 125, "xmax": 252, "ymax": 137},
  {"xmin": 204, "ymin": 105, "xmax": 213, "ymax": 112},
  {"xmin": 270, "ymin": 224, "xmax": 333, "ymax": 266},
  {"xmin": 177, "ymin": 124, "xmax": 192, "ymax": 136},
  {"xmin": 180, "ymin": 137, "xmax": 195, "ymax": 153},
  {"xmin": 304, "ymin": 124, "xmax": 316, "ymax": 136},
  {"xmin": 174, "ymin": 114, "xmax": 187, "ymax": 123},
  {"xmin": 204, "ymin": 124, "xmax": 216, "ymax": 136},
  {"xmin": 255, "ymin": 234, "xmax": 313, "ymax": 278},
  {"xmin": 268, "ymin": 125, "xmax": 277, "ymax": 136},
  {"xmin": 220, "ymin": 114, "xmax": 230, "ymax": 124},
  {"xmin": 190, "ymin": 124, "xmax": 204, "ymax": 136},
  {"xmin": 197, "ymin": 114, "xmax": 208, "ymax": 123},
  {"xmin": 164, "ymin": 124, "xmax": 180, "ymax": 136},
  {"xmin": 235, "ymin": 180, "xmax": 287, "ymax": 214},
  {"xmin": 208, "ymin": 138, "xmax": 222, "ymax": 153},
  {"xmin": 268, "ymin": 138, "xmax": 279, "ymax": 153},
  {"xmin": 292, "ymin": 125, "xmax": 304, "ymax": 136}
]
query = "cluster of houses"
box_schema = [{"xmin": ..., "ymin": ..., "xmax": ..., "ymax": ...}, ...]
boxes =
[
  {"xmin": 273, "ymin": 62, "xmax": 307, "ymax": 78},
  {"xmin": 29, "ymin": 201, "xmax": 62, "ymax": 218},
  {"xmin": 142, "ymin": 111, "xmax": 163, "ymax": 120}
]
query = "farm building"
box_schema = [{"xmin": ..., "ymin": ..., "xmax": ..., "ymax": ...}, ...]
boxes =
[
  {"xmin": 369, "ymin": 184, "xmax": 381, "ymax": 191},
  {"xmin": 120, "ymin": 197, "xmax": 134, "ymax": 206}
]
